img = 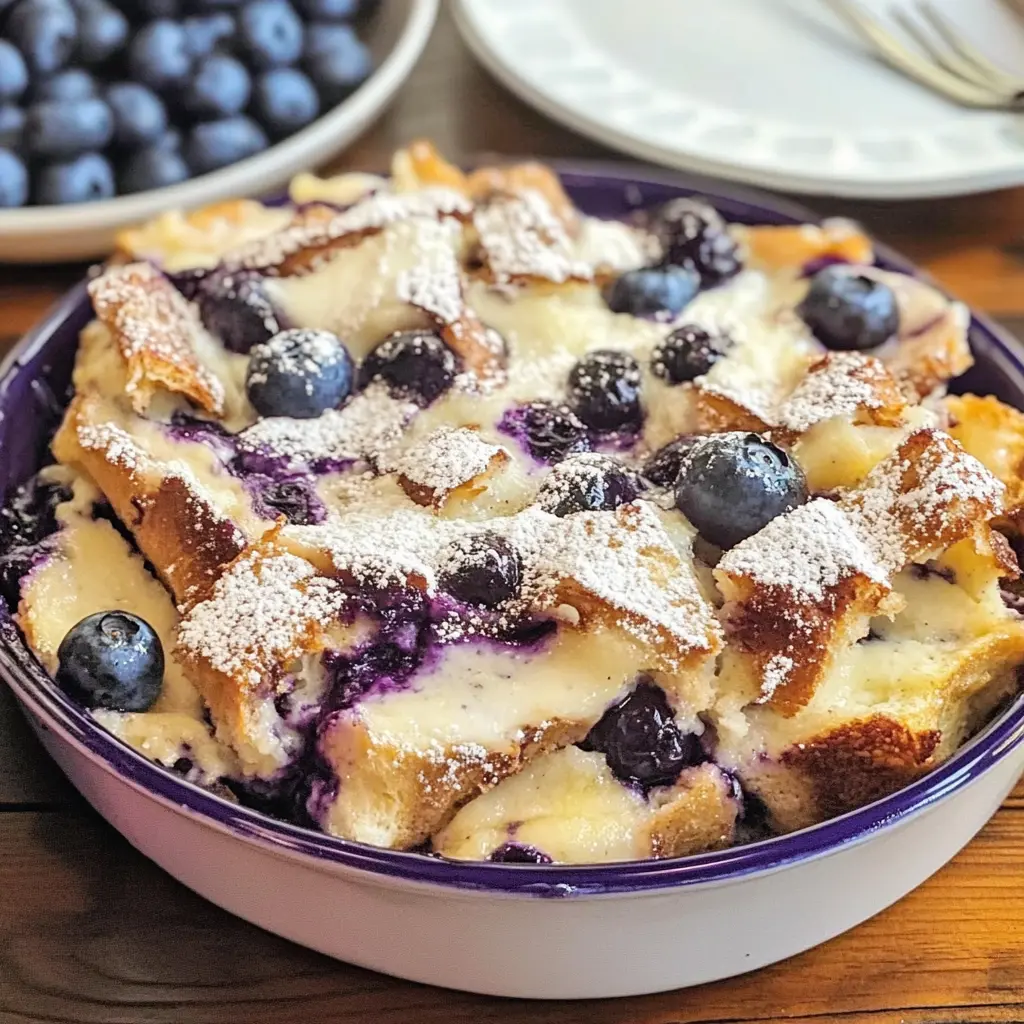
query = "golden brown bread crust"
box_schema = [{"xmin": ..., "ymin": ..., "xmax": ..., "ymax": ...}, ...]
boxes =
[
  {"xmin": 647, "ymin": 765, "xmax": 739, "ymax": 858},
  {"xmin": 734, "ymin": 220, "xmax": 874, "ymax": 271},
  {"xmin": 53, "ymin": 394, "xmax": 247, "ymax": 606},
  {"xmin": 320, "ymin": 715, "xmax": 588, "ymax": 849},
  {"xmin": 716, "ymin": 429, "xmax": 1006, "ymax": 716},
  {"xmin": 882, "ymin": 304, "xmax": 974, "ymax": 400},
  {"xmin": 88, "ymin": 263, "xmax": 225, "ymax": 416}
]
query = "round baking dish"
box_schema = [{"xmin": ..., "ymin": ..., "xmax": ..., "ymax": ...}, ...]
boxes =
[{"xmin": 2, "ymin": 164, "xmax": 1024, "ymax": 1000}]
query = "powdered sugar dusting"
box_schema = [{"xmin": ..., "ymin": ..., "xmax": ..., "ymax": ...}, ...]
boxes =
[
  {"xmin": 395, "ymin": 218, "xmax": 465, "ymax": 325},
  {"xmin": 777, "ymin": 353, "xmax": 890, "ymax": 433},
  {"xmin": 473, "ymin": 190, "xmax": 592, "ymax": 285},
  {"xmin": 238, "ymin": 383, "xmax": 417, "ymax": 467},
  {"xmin": 177, "ymin": 549, "xmax": 345, "ymax": 687},
  {"xmin": 389, "ymin": 426, "xmax": 506, "ymax": 496}
]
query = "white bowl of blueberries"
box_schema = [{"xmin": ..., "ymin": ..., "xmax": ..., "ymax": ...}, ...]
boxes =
[{"xmin": 0, "ymin": 0, "xmax": 437, "ymax": 261}]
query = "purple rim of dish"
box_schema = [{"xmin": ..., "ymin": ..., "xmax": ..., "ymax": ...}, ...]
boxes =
[{"xmin": 3, "ymin": 161, "xmax": 1024, "ymax": 898}]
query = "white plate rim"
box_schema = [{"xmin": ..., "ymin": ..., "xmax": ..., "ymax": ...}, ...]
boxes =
[{"xmin": 452, "ymin": 0, "xmax": 1024, "ymax": 199}]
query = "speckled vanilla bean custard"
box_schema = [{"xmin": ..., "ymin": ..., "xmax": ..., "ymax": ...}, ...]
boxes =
[{"xmin": 5, "ymin": 140, "xmax": 1024, "ymax": 865}]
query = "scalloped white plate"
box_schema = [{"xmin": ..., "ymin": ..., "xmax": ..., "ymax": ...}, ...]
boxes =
[
  {"xmin": 0, "ymin": 0, "xmax": 438, "ymax": 264},
  {"xmin": 453, "ymin": 0, "xmax": 1024, "ymax": 199}
]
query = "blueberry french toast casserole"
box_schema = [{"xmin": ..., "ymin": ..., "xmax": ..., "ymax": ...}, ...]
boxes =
[{"xmin": 5, "ymin": 140, "xmax": 1024, "ymax": 865}]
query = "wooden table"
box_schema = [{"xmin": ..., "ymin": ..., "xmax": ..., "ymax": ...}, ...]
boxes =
[{"xmin": 4, "ymin": 9, "xmax": 1024, "ymax": 1022}]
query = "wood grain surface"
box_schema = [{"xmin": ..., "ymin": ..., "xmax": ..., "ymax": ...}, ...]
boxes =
[{"xmin": 3, "ymin": 7, "xmax": 1024, "ymax": 1021}]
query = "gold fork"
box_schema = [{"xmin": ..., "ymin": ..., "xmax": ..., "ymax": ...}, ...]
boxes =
[{"xmin": 823, "ymin": 0, "xmax": 1024, "ymax": 108}]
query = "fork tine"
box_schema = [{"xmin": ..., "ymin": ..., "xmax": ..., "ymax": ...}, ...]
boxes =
[
  {"xmin": 891, "ymin": 8, "xmax": 993, "ymax": 90},
  {"xmin": 823, "ymin": 0, "xmax": 1015, "ymax": 108},
  {"xmin": 917, "ymin": 1, "xmax": 1024, "ymax": 93}
]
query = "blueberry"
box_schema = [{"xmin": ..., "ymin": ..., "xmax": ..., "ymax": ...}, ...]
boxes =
[
  {"xmin": 0, "ymin": 40, "xmax": 29, "ymax": 102},
  {"xmin": 30, "ymin": 68, "xmax": 96, "ymax": 102},
  {"xmin": 6, "ymin": 0, "xmax": 78, "ymax": 76},
  {"xmin": 303, "ymin": 22, "xmax": 371, "ymax": 105},
  {"xmin": 56, "ymin": 611, "xmax": 164, "ymax": 712},
  {"xmin": 156, "ymin": 126, "xmax": 182, "ymax": 151},
  {"xmin": 197, "ymin": 270, "xmax": 283, "ymax": 354},
  {"xmin": 642, "ymin": 435, "xmax": 701, "ymax": 489},
  {"xmin": 182, "ymin": 12, "xmax": 234, "ymax": 57},
  {"xmin": 606, "ymin": 265, "xmax": 700, "ymax": 318},
  {"xmin": 651, "ymin": 324, "xmax": 730, "ymax": 385},
  {"xmin": 799, "ymin": 266, "xmax": 899, "ymax": 352},
  {"xmin": 247, "ymin": 328, "xmax": 354, "ymax": 419},
  {"xmin": 653, "ymin": 198, "xmax": 741, "ymax": 287},
  {"xmin": 105, "ymin": 82, "xmax": 168, "ymax": 148},
  {"xmin": 24, "ymin": 98, "xmax": 113, "ymax": 159},
  {"xmin": 359, "ymin": 330, "xmax": 459, "ymax": 406},
  {"xmin": 117, "ymin": 144, "xmax": 190, "ymax": 193},
  {"xmin": 0, "ymin": 105, "xmax": 24, "ymax": 149},
  {"xmin": 440, "ymin": 533, "xmax": 522, "ymax": 607},
  {"xmin": 35, "ymin": 151, "xmax": 114, "ymax": 204},
  {"xmin": 238, "ymin": 0, "xmax": 304, "ymax": 68},
  {"xmin": 71, "ymin": 0, "xmax": 128, "ymax": 66},
  {"xmin": 488, "ymin": 843, "xmax": 552, "ymax": 865},
  {"xmin": 127, "ymin": 20, "xmax": 192, "ymax": 90},
  {"xmin": 250, "ymin": 67, "xmax": 320, "ymax": 139},
  {"xmin": 567, "ymin": 349, "xmax": 642, "ymax": 433},
  {"xmin": 580, "ymin": 679, "xmax": 702, "ymax": 789},
  {"xmin": 184, "ymin": 116, "xmax": 267, "ymax": 175},
  {"xmin": 674, "ymin": 432, "xmax": 807, "ymax": 549},
  {"xmin": 293, "ymin": 0, "xmax": 357, "ymax": 18},
  {"xmin": 536, "ymin": 453, "xmax": 641, "ymax": 518},
  {"xmin": 182, "ymin": 53, "xmax": 252, "ymax": 119},
  {"xmin": 499, "ymin": 400, "xmax": 590, "ymax": 464},
  {"xmin": 0, "ymin": 473, "xmax": 71, "ymax": 552},
  {"xmin": 253, "ymin": 478, "xmax": 326, "ymax": 525},
  {"xmin": 0, "ymin": 148, "xmax": 27, "ymax": 206}
]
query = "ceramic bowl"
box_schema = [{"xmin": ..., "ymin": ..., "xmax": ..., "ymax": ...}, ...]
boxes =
[
  {"xmin": 0, "ymin": 0, "xmax": 438, "ymax": 265},
  {"xmin": 3, "ymin": 164, "xmax": 1024, "ymax": 1000}
]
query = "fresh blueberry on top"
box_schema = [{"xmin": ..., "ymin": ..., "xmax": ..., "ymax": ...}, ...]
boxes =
[
  {"xmin": 537, "ymin": 453, "xmax": 641, "ymax": 518},
  {"xmin": 250, "ymin": 67, "xmax": 320, "ymax": 139},
  {"xmin": 71, "ymin": 0, "xmax": 129, "ymax": 66},
  {"xmin": 580, "ymin": 679, "xmax": 702, "ymax": 789},
  {"xmin": 198, "ymin": 271, "xmax": 283, "ymax": 354},
  {"xmin": 567, "ymin": 349, "xmax": 643, "ymax": 433},
  {"xmin": 184, "ymin": 116, "xmax": 268, "ymax": 175},
  {"xmin": 182, "ymin": 53, "xmax": 252, "ymax": 119},
  {"xmin": 118, "ymin": 144, "xmax": 190, "ymax": 194},
  {"xmin": 359, "ymin": 330, "xmax": 460, "ymax": 407},
  {"xmin": 35, "ymin": 152, "xmax": 115, "ymax": 204},
  {"xmin": 652, "ymin": 198, "xmax": 741, "ymax": 287},
  {"xmin": 303, "ymin": 22, "xmax": 372, "ymax": 105},
  {"xmin": 6, "ymin": 0, "xmax": 78, "ymax": 76},
  {"xmin": 642, "ymin": 434, "xmax": 701, "ymax": 489},
  {"xmin": 651, "ymin": 324, "xmax": 730, "ymax": 384},
  {"xmin": 238, "ymin": 0, "xmax": 304, "ymax": 68},
  {"xmin": 247, "ymin": 328, "xmax": 354, "ymax": 419},
  {"xmin": 799, "ymin": 266, "xmax": 899, "ymax": 351},
  {"xmin": 127, "ymin": 20, "xmax": 193, "ymax": 91},
  {"xmin": 24, "ymin": 98, "xmax": 114, "ymax": 159},
  {"xmin": 674, "ymin": 432, "xmax": 807, "ymax": 549},
  {"xmin": 0, "ymin": 149, "xmax": 28, "ymax": 207},
  {"xmin": 489, "ymin": 843, "xmax": 553, "ymax": 865},
  {"xmin": 499, "ymin": 400, "xmax": 590, "ymax": 464},
  {"xmin": 0, "ymin": 41, "xmax": 29, "ymax": 102},
  {"xmin": 105, "ymin": 82, "xmax": 168, "ymax": 149},
  {"xmin": 56, "ymin": 611, "xmax": 164, "ymax": 712},
  {"xmin": 253, "ymin": 478, "xmax": 326, "ymax": 525},
  {"xmin": 0, "ymin": 106, "xmax": 25, "ymax": 151},
  {"xmin": 440, "ymin": 533, "xmax": 522, "ymax": 607},
  {"xmin": 605, "ymin": 265, "xmax": 700, "ymax": 319}
]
